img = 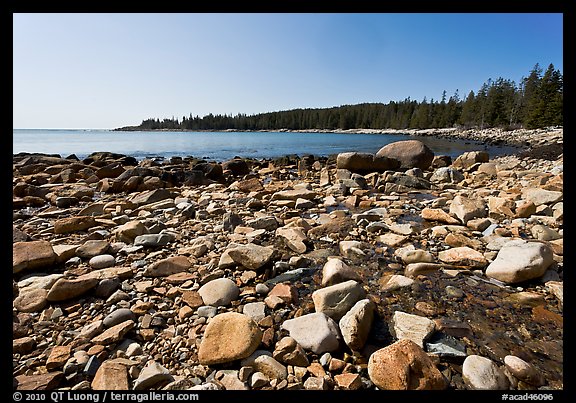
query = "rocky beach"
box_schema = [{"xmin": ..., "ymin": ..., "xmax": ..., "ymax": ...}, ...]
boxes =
[{"xmin": 12, "ymin": 127, "xmax": 563, "ymax": 392}]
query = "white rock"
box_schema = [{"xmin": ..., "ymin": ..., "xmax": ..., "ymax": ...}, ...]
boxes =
[
  {"xmin": 462, "ymin": 355, "xmax": 510, "ymax": 390},
  {"xmin": 390, "ymin": 311, "xmax": 436, "ymax": 348},
  {"xmin": 485, "ymin": 240, "xmax": 554, "ymax": 284},
  {"xmin": 198, "ymin": 278, "xmax": 240, "ymax": 306},
  {"xmin": 281, "ymin": 312, "xmax": 341, "ymax": 354}
]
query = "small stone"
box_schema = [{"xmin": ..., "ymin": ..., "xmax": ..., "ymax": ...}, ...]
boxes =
[
  {"xmin": 198, "ymin": 278, "xmax": 240, "ymax": 307},
  {"xmin": 89, "ymin": 254, "xmax": 116, "ymax": 269},
  {"xmin": 462, "ymin": 355, "xmax": 510, "ymax": 390},
  {"xmin": 504, "ymin": 355, "xmax": 545, "ymax": 386},
  {"xmin": 46, "ymin": 345, "xmax": 71, "ymax": 370},
  {"xmin": 334, "ymin": 373, "xmax": 363, "ymax": 390},
  {"xmin": 272, "ymin": 337, "xmax": 310, "ymax": 367},
  {"xmin": 133, "ymin": 360, "xmax": 174, "ymax": 390}
]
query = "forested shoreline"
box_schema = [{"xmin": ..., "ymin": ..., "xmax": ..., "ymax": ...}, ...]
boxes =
[{"xmin": 116, "ymin": 63, "xmax": 562, "ymax": 132}]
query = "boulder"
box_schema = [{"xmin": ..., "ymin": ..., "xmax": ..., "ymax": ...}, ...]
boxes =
[
  {"xmin": 367, "ymin": 339, "xmax": 447, "ymax": 390},
  {"xmin": 336, "ymin": 152, "xmax": 399, "ymax": 173},
  {"xmin": 376, "ymin": 140, "xmax": 434, "ymax": 170}
]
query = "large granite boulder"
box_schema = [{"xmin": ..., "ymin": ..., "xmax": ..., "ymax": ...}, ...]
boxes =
[{"xmin": 376, "ymin": 140, "xmax": 434, "ymax": 170}]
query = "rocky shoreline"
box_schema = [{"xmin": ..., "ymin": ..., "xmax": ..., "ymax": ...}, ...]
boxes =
[{"xmin": 12, "ymin": 129, "xmax": 563, "ymax": 392}]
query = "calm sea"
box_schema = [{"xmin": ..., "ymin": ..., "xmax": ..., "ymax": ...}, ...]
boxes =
[{"xmin": 13, "ymin": 129, "xmax": 522, "ymax": 162}]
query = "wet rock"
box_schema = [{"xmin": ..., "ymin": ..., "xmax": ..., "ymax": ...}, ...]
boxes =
[
  {"xmin": 405, "ymin": 262, "xmax": 446, "ymax": 278},
  {"xmin": 425, "ymin": 332, "xmax": 467, "ymax": 360},
  {"xmin": 222, "ymin": 158, "xmax": 250, "ymax": 176}
]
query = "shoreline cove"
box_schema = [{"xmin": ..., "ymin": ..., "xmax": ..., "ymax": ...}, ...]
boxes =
[
  {"xmin": 13, "ymin": 127, "xmax": 562, "ymax": 163},
  {"xmin": 13, "ymin": 128, "xmax": 563, "ymax": 392}
]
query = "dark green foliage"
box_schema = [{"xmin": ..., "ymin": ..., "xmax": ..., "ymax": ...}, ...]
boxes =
[{"xmin": 118, "ymin": 64, "xmax": 562, "ymax": 131}]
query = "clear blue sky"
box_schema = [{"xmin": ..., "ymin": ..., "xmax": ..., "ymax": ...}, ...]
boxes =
[{"xmin": 13, "ymin": 13, "xmax": 563, "ymax": 129}]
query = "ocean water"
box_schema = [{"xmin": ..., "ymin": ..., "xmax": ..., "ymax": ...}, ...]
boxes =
[{"xmin": 13, "ymin": 129, "xmax": 522, "ymax": 162}]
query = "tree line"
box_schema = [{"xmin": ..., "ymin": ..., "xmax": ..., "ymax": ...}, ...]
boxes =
[{"xmin": 116, "ymin": 63, "xmax": 562, "ymax": 132}]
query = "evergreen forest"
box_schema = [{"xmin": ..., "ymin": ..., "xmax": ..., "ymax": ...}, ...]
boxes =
[{"xmin": 116, "ymin": 63, "xmax": 562, "ymax": 132}]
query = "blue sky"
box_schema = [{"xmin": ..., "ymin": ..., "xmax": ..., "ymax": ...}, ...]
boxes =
[{"xmin": 13, "ymin": 13, "xmax": 563, "ymax": 129}]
